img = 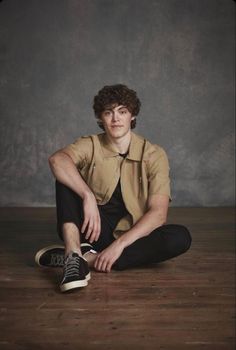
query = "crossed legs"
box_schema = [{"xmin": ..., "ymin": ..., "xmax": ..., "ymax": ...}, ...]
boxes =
[{"xmin": 56, "ymin": 180, "xmax": 192, "ymax": 271}]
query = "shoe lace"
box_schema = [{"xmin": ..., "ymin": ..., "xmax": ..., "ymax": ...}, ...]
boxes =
[
  {"xmin": 50, "ymin": 253, "xmax": 64, "ymax": 267},
  {"xmin": 63, "ymin": 253, "xmax": 80, "ymax": 280}
]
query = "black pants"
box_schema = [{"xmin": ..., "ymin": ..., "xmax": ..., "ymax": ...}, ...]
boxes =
[{"xmin": 56, "ymin": 181, "xmax": 192, "ymax": 270}]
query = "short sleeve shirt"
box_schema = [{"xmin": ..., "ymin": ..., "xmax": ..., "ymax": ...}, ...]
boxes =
[{"xmin": 63, "ymin": 132, "xmax": 171, "ymax": 235}]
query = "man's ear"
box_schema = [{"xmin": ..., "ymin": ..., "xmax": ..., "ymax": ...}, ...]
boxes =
[{"xmin": 131, "ymin": 116, "xmax": 135, "ymax": 120}]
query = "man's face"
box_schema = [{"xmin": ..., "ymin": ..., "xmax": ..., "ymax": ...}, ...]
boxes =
[{"xmin": 100, "ymin": 104, "xmax": 134, "ymax": 140}]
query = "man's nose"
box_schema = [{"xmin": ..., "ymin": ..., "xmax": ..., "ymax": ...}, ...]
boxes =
[{"xmin": 112, "ymin": 111, "xmax": 119, "ymax": 121}]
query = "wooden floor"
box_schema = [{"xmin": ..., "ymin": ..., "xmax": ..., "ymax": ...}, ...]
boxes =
[{"xmin": 0, "ymin": 208, "xmax": 235, "ymax": 350}]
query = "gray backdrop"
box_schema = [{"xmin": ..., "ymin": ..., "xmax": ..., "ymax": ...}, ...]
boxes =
[{"xmin": 0, "ymin": 0, "xmax": 235, "ymax": 207}]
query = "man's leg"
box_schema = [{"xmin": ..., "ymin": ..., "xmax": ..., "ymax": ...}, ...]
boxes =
[
  {"xmin": 36, "ymin": 181, "xmax": 99, "ymax": 266},
  {"xmin": 55, "ymin": 180, "xmax": 121, "ymax": 266},
  {"xmin": 62, "ymin": 222, "xmax": 82, "ymax": 256},
  {"xmin": 62, "ymin": 222, "xmax": 97, "ymax": 268},
  {"xmin": 56, "ymin": 180, "xmax": 84, "ymax": 242},
  {"xmin": 55, "ymin": 181, "xmax": 93, "ymax": 291},
  {"xmin": 113, "ymin": 224, "xmax": 192, "ymax": 270}
]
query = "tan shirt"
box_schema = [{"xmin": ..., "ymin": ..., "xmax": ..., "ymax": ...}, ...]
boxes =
[{"xmin": 65, "ymin": 132, "xmax": 171, "ymax": 238}]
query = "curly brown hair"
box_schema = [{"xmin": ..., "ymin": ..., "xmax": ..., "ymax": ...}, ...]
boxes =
[{"xmin": 93, "ymin": 84, "xmax": 141, "ymax": 130}]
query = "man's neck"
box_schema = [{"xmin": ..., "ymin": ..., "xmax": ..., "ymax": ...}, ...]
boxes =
[{"xmin": 105, "ymin": 131, "xmax": 132, "ymax": 154}]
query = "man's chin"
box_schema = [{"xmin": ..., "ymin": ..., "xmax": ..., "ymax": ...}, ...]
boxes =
[
  {"xmin": 105, "ymin": 128, "xmax": 131, "ymax": 140},
  {"xmin": 108, "ymin": 130, "xmax": 124, "ymax": 137},
  {"xmin": 111, "ymin": 132, "xmax": 126, "ymax": 139}
]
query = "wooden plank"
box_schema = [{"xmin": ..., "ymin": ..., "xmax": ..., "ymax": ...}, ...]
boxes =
[{"xmin": 0, "ymin": 208, "xmax": 235, "ymax": 350}]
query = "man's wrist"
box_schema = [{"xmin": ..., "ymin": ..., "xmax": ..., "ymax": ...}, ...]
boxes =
[
  {"xmin": 116, "ymin": 234, "xmax": 131, "ymax": 249},
  {"xmin": 80, "ymin": 189, "xmax": 94, "ymax": 200}
]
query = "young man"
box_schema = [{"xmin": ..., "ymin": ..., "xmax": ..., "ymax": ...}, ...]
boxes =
[{"xmin": 35, "ymin": 84, "xmax": 191, "ymax": 292}]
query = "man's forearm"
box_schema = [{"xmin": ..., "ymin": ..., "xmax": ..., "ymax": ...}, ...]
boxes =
[
  {"xmin": 117, "ymin": 208, "xmax": 167, "ymax": 249},
  {"xmin": 48, "ymin": 152, "xmax": 92, "ymax": 199}
]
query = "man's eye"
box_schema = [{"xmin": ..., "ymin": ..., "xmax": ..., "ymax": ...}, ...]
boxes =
[
  {"xmin": 104, "ymin": 111, "xmax": 111, "ymax": 116},
  {"xmin": 120, "ymin": 110, "xmax": 127, "ymax": 114}
]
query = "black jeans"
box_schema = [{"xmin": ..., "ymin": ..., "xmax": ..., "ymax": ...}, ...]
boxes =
[{"xmin": 56, "ymin": 181, "xmax": 192, "ymax": 270}]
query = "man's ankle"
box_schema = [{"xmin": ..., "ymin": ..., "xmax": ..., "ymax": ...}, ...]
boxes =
[
  {"xmin": 84, "ymin": 251, "xmax": 98, "ymax": 268},
  {"xmin": 65, "ymin": 248, "xmax": 82, "ymax": 258}
]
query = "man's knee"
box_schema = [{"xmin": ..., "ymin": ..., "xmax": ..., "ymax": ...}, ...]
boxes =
[
  {"xmin": 55, "ymin": 180, "xmax": 70, "ymax": 194},
  {"xmin": 174, "ymin": 224, "xmax": 192, "ymax": 253}
]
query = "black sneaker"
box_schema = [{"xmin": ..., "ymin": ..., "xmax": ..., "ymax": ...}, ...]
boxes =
[
  {"xmin": 80, "ymin": 243, "xmax": 97, "ymax": 257},
  {"xmin": 35, "ymin": 245, "xmax": 65, "ymax": 267},
  {"xmin": 60, "ymin": 252, "xmax": 88, "ymax": 292},
  {"xmin": 81, "ymin": 257, "xmax": 91, "ymax": 281},
  {"xmin": 35, "ymin": 243, "xmax": 97, "ymax": 268}
]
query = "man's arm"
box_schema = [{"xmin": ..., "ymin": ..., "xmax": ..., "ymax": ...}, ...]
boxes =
[
  {"xmin": 94, "ymin": 193, "xmax": 169, "ymax": 272},
  {"xmin": 118, "ymin": 193, "xmax": 169, "ymax": 246},
  {"xmin": 49, "ymin": 149, "xmax": 101, "ymax": 242}
]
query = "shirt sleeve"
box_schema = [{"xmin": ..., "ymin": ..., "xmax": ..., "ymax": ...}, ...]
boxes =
[
  {"xmin": 146, "ymin": 145, "xmax": 171, "ymax": 199},
  {"xmin": 62, "ymin": 136, "xmax": 93, "ymax": 169}
]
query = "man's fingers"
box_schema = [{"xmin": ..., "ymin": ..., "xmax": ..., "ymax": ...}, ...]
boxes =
[
  {"xmin": 88, "ymin": 215, "xmax": 101, "ymax": 243},
  {"xmin": 95, "ymin": 255, "xmax": 103, "ymax": 271},
  {"xmin": 94, "ymin": 256, "xmax": 99, "ymax": 270},
  {"xmin": 94, "ymin": 254, "xmax": 111, "ymax": 272},
  {"xmin": 82, "ymin": 210, "xmax": 101, "ymax": 242},
  {"xmin": 96, "ymin": 217, "xmax": 101, "ymax": 241},
  {"xmin": 81, "ymin": 217, "xmax": 89, "ymax": 233},
  {"xmin": 93, "ymin": 217, "xmax": 101, "ymax": 242},
  {"xmin": 100, "ymin": 260, "xmax": 108, "ymax": 272},
  {"xmin": 88, "ymin": 222, "xmax": 98, "ymax": 242},
  {"xmin": 85, "ymin": 222, "xmax": 94, "ymax": 239},
  {"xmin": 106, "ymin": 262, "xmax": 112, "ymax": 272}
]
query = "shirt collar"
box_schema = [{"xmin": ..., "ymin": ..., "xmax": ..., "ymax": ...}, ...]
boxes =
[{"xmin": 98, "ymin": 132, "xmax": 144, "ymax": 161}]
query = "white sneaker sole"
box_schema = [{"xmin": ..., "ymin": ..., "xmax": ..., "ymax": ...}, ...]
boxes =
[
  {"xmin": 86, "ymin": 272, "xmax": 91, "ymax": 281},
  {"xmin": 60, "ymin": 279, "xmax": 88, "ymax": 292}
]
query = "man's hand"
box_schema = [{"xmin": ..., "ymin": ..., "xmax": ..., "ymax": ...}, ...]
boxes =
[
  {"xmin": 81, "ymin": 192, "xmax": 101, "ymax": 243},
  {"xmin": 94, "ymin": 240, "xmax": 125, "ymax": 272}
]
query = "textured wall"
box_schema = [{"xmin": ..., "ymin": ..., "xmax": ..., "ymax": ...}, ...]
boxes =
[{"xmin": 0, "ymin": 0, "xmax": 235, "ymax": 206}]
